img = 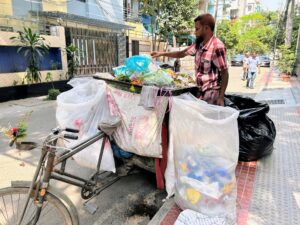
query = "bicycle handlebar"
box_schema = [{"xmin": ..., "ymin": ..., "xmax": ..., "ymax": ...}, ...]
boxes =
[
  {"xmin": 64, "ymin": 134, "xmax": 79, "ymax": 140},
  {"xmin": 65, "ymin": 128, "xmax": 79, "ymax": 133}
]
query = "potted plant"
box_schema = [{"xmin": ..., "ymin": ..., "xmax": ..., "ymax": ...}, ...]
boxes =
[
  {"xmin": 277, "ymin": 45, "xmax": 296, "ymax": 82},
  {"xmin": 45, "ymin": 72, "xmax": 61, "ymax": 100},
  {"xmin": 10, "ymin": 27, "xmax": 49, "ymax": 84},
  {"xmin": 0, "ymin": 111, "xmax": 37, "ymax": 150}
]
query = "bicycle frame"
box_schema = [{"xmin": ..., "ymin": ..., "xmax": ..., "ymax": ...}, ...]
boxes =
[
  {"xmin": 17, "ymin": 129, "xmax": 119, "ymax": 225},
  {"xmin": 52, "ymin": 131, "xmax": 107, "ymax": 187}
]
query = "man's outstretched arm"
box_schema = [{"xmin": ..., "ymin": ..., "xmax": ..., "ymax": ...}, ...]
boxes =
[{"xmin": 151, "ymin": 50, "xmax": 186, "ymax": 59}]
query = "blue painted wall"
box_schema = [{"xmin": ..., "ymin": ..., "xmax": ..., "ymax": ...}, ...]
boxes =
[
  {"xmin": 67, "ymin": 0, "xmax": 87, "ymax": 17},
  {"xmin": 0, "ymin": 46, "xmax": 62, "ymax": 73}
]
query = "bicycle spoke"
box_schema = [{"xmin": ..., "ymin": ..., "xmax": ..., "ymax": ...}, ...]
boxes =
[
  {"xmin": 36, "ymin": 202, "xmax": 54, "ymax": 224},
  {"xmin": 0, "ymin": 208, "xmax": 9, "ymax": 225},
  {"xmin": 40, "ymin": 202, "xmax": 51, "ymax": 217},
  {"xmin": 16, "ymin": 193, "xmax": 21, "ymax": 225},
  {"xmin": 1, "ymin": 196, "xmax": 9, "ymax": 223},
  {"xmin": 26, "ymin": 202, "xmax": 40, "ymax": 225},
  {"xmin": 10, "ymin": 195, "xmax": 15, "ymax": 223}
]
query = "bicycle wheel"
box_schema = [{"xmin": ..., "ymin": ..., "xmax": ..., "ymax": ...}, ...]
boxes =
[{"xmin": 0, "ymin": 187, "xmax": 75, "ymax": 225}]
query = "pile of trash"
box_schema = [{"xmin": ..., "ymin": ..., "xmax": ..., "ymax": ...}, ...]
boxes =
[{"xmin": 113, "ymin": 55, "xmax": 195, "ymax": 87}]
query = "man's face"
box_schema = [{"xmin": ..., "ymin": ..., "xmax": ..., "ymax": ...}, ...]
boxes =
[
  {"xmin": 252, "ymin": 53, "xmax": 256, "ymax": 58},
  {"xmin": 195, "ymin": 21, "xmax": 205, "ymax": 47},
  {"xmin": 194, "ymin": 21, "xmax": 204, "ymax": 38}
]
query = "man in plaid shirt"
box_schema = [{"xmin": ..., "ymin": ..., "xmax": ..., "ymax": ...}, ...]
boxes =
[{"xmin": 151, "ymin": 14, "xmax": 229, "ymax": 106}]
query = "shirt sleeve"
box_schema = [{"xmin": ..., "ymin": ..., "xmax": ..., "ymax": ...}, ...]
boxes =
[
  {"xmin": 183, "ymin": 44, "xmax": 196, "ymax": 56},
  {"xmin": 212, "ymin": 46, "xmax": 228, "ymax": 71}
]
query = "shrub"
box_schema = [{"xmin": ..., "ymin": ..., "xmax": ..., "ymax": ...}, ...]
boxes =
[{"xmin": 48, "ymin": 88, "xmax": 60, "ymax": 100}]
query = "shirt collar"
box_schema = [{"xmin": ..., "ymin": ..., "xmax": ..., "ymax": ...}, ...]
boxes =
[{"xmin": 201, "ymin": 36, "xmax": 215, "ymax": 51}]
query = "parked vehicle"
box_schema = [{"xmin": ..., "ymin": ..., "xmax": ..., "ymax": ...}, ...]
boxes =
[
  {"xmin": 231, "ymin": 54, "xmax": 244, "ymax": 66},
  {"xmin": 259, "ymin": 55, "xmax": 271, "ymax": 67}
]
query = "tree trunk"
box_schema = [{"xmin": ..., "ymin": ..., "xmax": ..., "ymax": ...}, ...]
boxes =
[
  {"xmin": 163, "ymin": 38, "xmax": 169, "ymax": 62},
  {"xmin": 285, "ymin": 0, "xmax": 295, "ymax": 46},
  {"xmin": 295, "ymin": 25, "xmax": 300, "ymax": 76},
  {"xmin": 172, "ymin": 35, "xmax": 176, "ymax": 48}
]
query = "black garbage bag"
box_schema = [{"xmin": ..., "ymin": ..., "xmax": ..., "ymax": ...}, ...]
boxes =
[{"xmin": 225, "ymin": 94, "xmax": 276, "ymax": 161}]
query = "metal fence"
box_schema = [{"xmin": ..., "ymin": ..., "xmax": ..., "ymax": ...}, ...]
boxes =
[{"xmin": 67, "ymin": 27, "xmax": 122, "ymax": 75}]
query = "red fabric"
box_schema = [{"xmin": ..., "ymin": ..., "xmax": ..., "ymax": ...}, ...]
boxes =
[
  {"xmin": 185, "ymin": 36, "xmax": 227, "ymax": 92},
  {"xmin": 155, "ymin": 121, "xmax": 168, "ymax": 189}
]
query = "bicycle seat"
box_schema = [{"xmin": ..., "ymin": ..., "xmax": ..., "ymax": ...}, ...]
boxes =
[{"xmin": 98, "ymin": 117, "xmax": 121, "ymax": 135}]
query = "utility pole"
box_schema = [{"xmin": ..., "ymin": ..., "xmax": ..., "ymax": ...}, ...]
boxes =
[{"xmin": 214, "ymin": 0, "xmax": 219, "ymax": 35}]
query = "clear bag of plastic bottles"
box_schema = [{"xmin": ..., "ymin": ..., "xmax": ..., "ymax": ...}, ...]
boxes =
[{"xmin": 169, "ymin": 97, "xmax": 239, "ymax": 224}]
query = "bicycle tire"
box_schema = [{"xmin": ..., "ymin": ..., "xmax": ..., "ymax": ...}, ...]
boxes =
[{"xmin": 0, "ymin": 187, "xmax": 78, "ymax": 225}]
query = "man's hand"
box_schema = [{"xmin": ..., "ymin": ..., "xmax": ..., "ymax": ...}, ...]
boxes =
[
  {"xmin": 150, "ymin": 51, "xmax": 162, "ymax": 58},
  {"xmin": 216, "ymin": 96, "xmax": 225, "ymax": 106}
]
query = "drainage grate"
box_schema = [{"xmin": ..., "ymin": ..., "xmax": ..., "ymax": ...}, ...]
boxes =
[
  {"xmin": 261, "ymin": 99, "xmax": 285, "ymax": 105},
  {"xmin": 262, "ymin": 88, "xmax": 285, "ymax": 91}
]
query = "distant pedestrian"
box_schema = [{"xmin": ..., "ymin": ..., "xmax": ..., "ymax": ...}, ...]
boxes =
[
  {"xmin": 246, "ymin": 52, "xmax": 260, "ymax": 89},
  {"xmin": 242, "ymin": 52, "xmax": 250, "ymax": 80}
]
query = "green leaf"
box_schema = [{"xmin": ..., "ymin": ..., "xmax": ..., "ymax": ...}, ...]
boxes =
[{"xmin": 10, "ymin": 27, "xmax": 49, "ymax": 84}]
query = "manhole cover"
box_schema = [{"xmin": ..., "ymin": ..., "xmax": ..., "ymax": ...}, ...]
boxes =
[{"xmin": 261, "ymin": 99, "xmax": 285, "ymax": 105}]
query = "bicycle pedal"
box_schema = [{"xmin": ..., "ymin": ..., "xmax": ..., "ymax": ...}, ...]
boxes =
[{"xmin": 83, "ymin": 202, "xmax": 98, "ymax": 214}]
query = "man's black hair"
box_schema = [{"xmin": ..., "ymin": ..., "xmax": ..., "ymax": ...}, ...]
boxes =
[{"xmin": 194, "ymin": 14, "xmax": 215, "ymax": 32}]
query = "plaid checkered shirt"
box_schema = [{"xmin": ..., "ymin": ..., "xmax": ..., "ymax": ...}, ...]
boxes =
[{"xmin": 184, "ymin": 36, "xmax": 228, "ymax": 92}]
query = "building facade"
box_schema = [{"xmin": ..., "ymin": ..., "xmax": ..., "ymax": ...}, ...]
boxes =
[
  {"xmin": 0, "ymin": 0, "xmax": 130, "ymax": 84},
  {"xmin": 207, "ymin": 0, "xmax": 232, "ymax": 21},
  {"xmin": 123, "ymin": 0, "xmax": 152, "ymax": 56},
  {"xmin": 232, "ymin": 0, "xmax": 261, "ymax": 19}
]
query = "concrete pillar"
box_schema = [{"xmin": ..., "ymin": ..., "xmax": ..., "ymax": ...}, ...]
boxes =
[
  {"xmin": 49, "ymin": 26, "xmax": 68, "ymax": 78},
  {"xmin": 117, "ymin": 33, "xmax": 126, "ymax": 66}
]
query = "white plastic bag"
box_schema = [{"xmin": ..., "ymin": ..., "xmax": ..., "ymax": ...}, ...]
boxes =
[
  {"xmin": 68, "ymin": 135, "xmax": 114, "ymax": 172},
  {"xmin": 56, "ymin": 79, "xmax": 116, "ymax": 172},
  {"xmin": 106, "ymin": 86, "xmax": 168, "ymax": 157},
  {"xmin": 174, "ymin": 209, "xmax": 229, "ymax": 225},
  {"xmin": 165, "ymin": 94, "xmax": 203, "ymax": 198},
  {"xmin": 168, "ymin": 97, "xmax": 239, "ymax": 223}
]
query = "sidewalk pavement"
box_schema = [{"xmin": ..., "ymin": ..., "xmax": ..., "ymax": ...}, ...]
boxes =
[{"xmin": 149, "ymin": 68, "xmax": 300, "ymax": 225}]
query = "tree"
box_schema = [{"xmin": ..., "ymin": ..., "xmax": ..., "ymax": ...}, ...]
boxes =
[
  {"xmin": 10, "ymin": 27, "xmax": 49, "ymax": 84},
  {"xmin": 277, "ymin": 45, "xmax": 296, "ymax": 74},
  {"xmin": 237, "ymin": 12, "xmax": 278, "ymax": 54},
  {"xmin": 139, "ymin": 0, "xmax": 198, "ymax": 49},
  {"xmin": 216, "ymin": 20, "xmax": 239, "ymax": 55},
  {"xmin": 218, "ymin": 12, "xmax": 279, "ymax": 54}
]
